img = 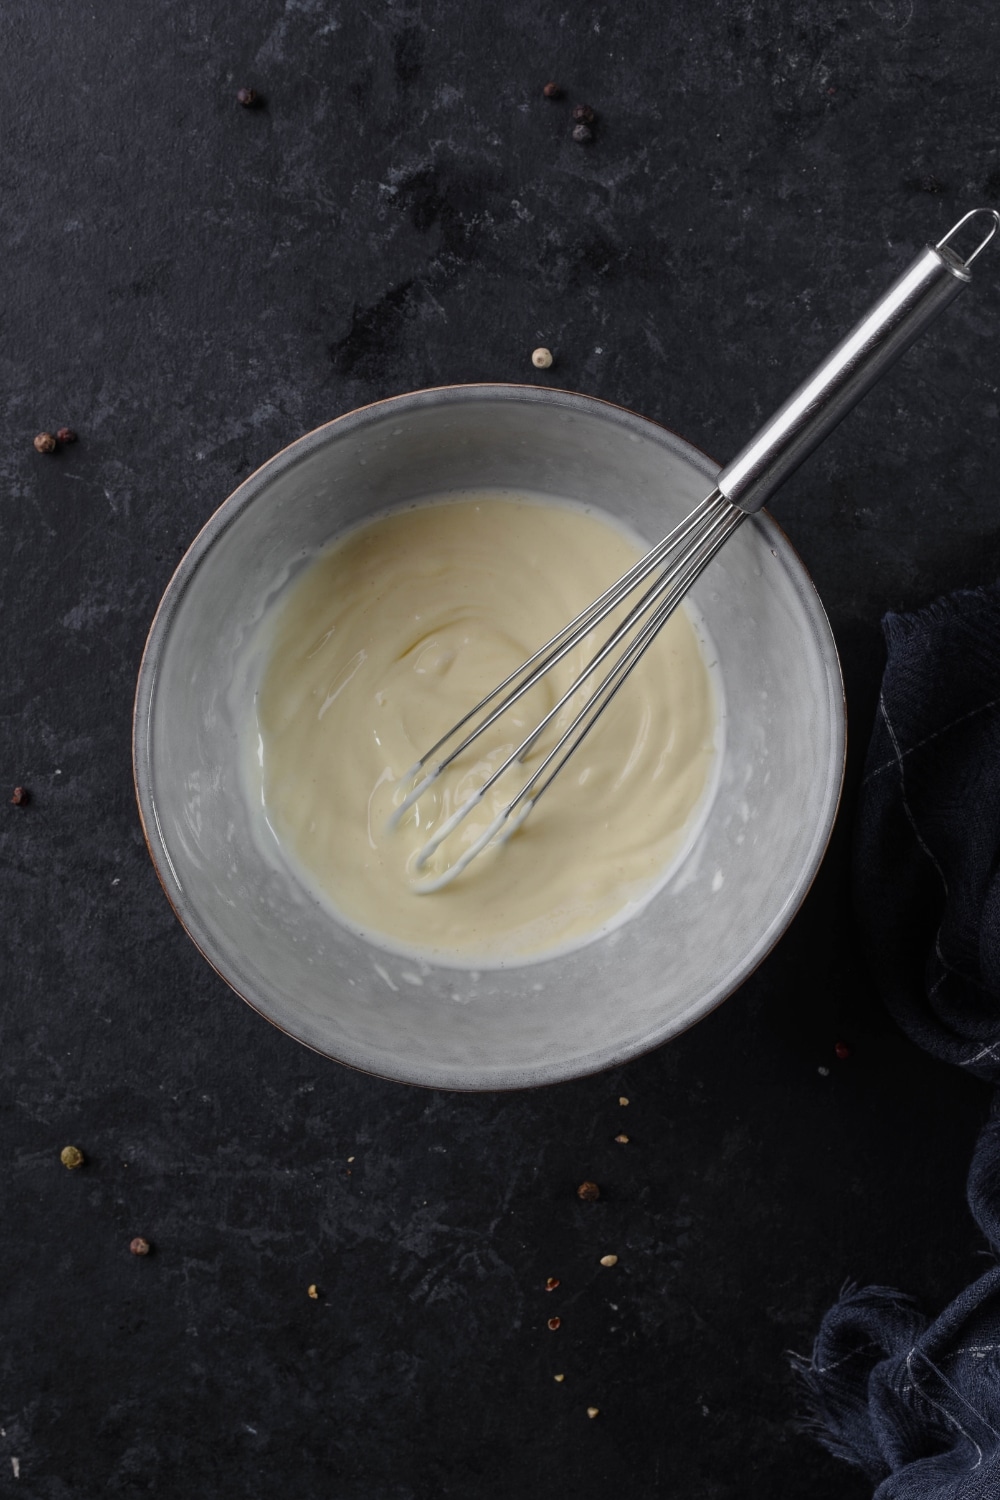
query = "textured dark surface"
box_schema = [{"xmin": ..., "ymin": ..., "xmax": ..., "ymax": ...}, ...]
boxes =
[{"xmin": 2, "ymin": 2, "xmax": 999, "ymax": 1496}]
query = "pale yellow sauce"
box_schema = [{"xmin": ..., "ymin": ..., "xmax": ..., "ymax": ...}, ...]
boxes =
[{"xmin": 255, "ymin": 494, "xmax": 717, "ymax": 961}]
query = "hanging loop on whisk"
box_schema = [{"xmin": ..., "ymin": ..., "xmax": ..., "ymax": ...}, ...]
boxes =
[{"xmin": 936, "ymin": 207, "xmax": 1000, "ymax": 269}]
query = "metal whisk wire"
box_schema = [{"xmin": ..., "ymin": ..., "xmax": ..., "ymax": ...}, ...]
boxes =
[
  {"xmin": 391, "ymin": 209, "xmax": 998, "ymax": 891},
  {"xmin": 399, "ymin": 491, "xmax": 743, "ymax": 893},
  {"xmin": 390, "ymin": 490, "xmax": 723, "ymax": 823}
]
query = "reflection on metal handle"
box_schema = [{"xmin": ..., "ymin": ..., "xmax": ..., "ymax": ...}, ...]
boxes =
[{"xmin": 717, "ymin": 208, "xmax": 1000, "ymax": 515}]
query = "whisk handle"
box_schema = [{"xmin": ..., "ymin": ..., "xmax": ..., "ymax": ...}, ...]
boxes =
[{"xmin": 716, "ymin": 208, "xmax": 1000, "ymax": 515}]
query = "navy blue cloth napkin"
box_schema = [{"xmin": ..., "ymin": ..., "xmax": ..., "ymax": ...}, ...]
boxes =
[{"xmin": 796, "ymin": 584, "xmax": 1000, "ymax": 1498}]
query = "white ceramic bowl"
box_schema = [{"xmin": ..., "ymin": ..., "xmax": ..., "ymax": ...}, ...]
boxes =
[{"xmin": 133, "ymin": 386, "xmax": 844, "ymax": 1089}]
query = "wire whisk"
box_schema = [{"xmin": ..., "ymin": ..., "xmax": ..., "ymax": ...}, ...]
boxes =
[{"xmin": 391, "ymin": 208, "xmax": 999, "ymax": 891}]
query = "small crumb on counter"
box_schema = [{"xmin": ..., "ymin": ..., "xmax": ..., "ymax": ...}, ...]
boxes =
[
  {"xmin": 577, "ymin": 1180, "xmax": 600, "ymax": 1201},
  {"xmin": 129, "ymin": 1236, "xmax": 151, "ymax": 1256},
  {"xmin": 618, "ymin": 1096, "xmax": 629, "ymax": 1106},
  {"xmin": 818, "ymin": 1065, "xmax": 830, "ymax": 1076},
  {"xmin": 834, "ymin": 1040, "xmax": 852, "ymax": 1060},
  {"xmin": 545, "ymin": 1276, "xmax": 560, "ymax": 1291},
  {"xmin": 542, "ymin": 82, "xmax": 563, "ymax": 100},
  {"xmin": 56, "ymin": 427, "xmax": 77, "ymax": 444},
  {"xmin": 308, "ymin": 1283, "xmax": 319, "ymax": 1299},
  {"xmin": 599, "ymin": 1254, "xmax": 618, "ymax": 1267},
  {"xmin": 236, "ymin": 87, "xmax": 259, "ymax": 107},
  {"xmin": 553, "ymin": 1373, "xmax": 565, "ymax": 1382},
  {"xmin": 547, "ymin": 1316, "xmax": 562, "ymax": 1331},
  {"xmin": 587, "ymin": 1406, "xmax": 600, "ymax": 1419},
  {"xmin": 614, "ymin": 1133, "xmax": 629, "ymax": 1145},
  {"xmin": 531, "ymin": 347, "xmax": 553, "ymax": 369},
  {"xmin": 33, "ymin": 432, "xmax": 57, "ymax": 453},
  {"xmin": 60, "ymin": 1146, "xmax": 84, "ymax": 1170},
  {"xmin": 10, "ymin": 786, "xmax": 29, "ymax": 806}
]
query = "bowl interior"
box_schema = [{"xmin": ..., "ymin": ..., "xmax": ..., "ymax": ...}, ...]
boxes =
[{"xmin": 134, "ymin": 387, "xmax": 844, "ymax": 1089}]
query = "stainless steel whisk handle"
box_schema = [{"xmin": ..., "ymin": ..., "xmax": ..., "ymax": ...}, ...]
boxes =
[{"xmin": 717, "ymin": 208, "xmax": 1000, "ymax": 515}]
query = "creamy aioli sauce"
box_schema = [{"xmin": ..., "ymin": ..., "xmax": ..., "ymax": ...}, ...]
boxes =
[{"xmin": 253, "ymin": 494, "xmax": 717, "ymax": 961}]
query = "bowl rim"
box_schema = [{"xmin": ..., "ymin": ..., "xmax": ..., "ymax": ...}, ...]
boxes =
[{"xmin": 133, "ymin": 382, "xmax": 847, "ymax": 1090}]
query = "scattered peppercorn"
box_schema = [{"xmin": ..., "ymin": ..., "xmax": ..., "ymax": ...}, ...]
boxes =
[
  {"xmin": 545, "ymin": 1276, "xmax": 560, "ymax": 1291},
  {"xmin": 834, "ymin": 1041, "xmax": 852, "ymax": 1060},
  {"xmin": 614, "ymin": 1133, "xmax": 629, "ymax": 1144},
  {"xmin": 599, "ymin": 1254, "xmax": 618, "ymax": 1267},
  {"xmin": 577, "ymin": 1180, "xmax": 600, "ymax": 1201},
  {"xmin": 308, "ymin": 1283, "xmax": 319, "ymax": 1299},
  {"xmin": 542, "ymin": 82, "xmax": 563, "ymax": 100},
  {"xmin": 56, "ymin": 427, "xmax": 77, "ymax": 444},
  {"xmin": 572, "ymin": 104, "xmax": 596, "ymax": 124},
  {"xmin": 10, "ymin": 786, "xmax": 29, "ymax": 806},
  {"xmin": 129, "ymin": 1236, "xmax": 151, "ymax": 1256},
  {"xmin": 618, "ymin": 1096, "xmax": 629, "ymax": 1106},
  {"xmin": 553, "ymin": 1373, "xmax": 565, "ymax": 1382},
  {"xmin": 572, "ymin": 123, "xmax": 594, "ymax": 144},
  {"xmin": 60, "ymin": 1145, "xmax": 85, "ymax": 1170},
  {"xmin": 532, "ymin": 346, "xmax": 553, "ymax": 369},
  {"xmin": 587, "ymin": 1406, "xmax": 600, "ymax": 1419},
  {"xmin": 34, "ymin": 432, "xmax": 57, "ymax": 454},
  {"xmin": 547, "ymin": 1316, "xmax": 562, "ymax": 1331},
  {"xmin": 236, "ymin": 87, "xmax": 259, "ymax": 108}
]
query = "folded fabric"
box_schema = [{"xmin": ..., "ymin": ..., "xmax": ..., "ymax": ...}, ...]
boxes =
[
  {"xmin": 797, "ymin": 583, "xmax": 1000, "ymax": 1497},
  {"xmin": 855, "ymin": 585, "xmax": 1000, "ymax": 1080}
]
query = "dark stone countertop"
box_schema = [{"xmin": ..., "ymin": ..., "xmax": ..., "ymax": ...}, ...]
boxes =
[{"xmin": 2, "ymin": 2, "xmax": 999, "ymax": 1495}]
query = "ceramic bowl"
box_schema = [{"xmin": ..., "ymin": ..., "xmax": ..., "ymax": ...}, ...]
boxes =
[{"xmin": 133, "ymin": 386, "xmax": 844, "ymax": 1089}]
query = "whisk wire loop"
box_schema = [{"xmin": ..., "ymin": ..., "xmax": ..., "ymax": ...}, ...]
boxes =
[
  {"xmin": 406, "ymin": 492, "xmax": 744, "ymax": 889},
  {"xmin": 388, "ymin": 490, "xmax": 725, "ymax": 833}
]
